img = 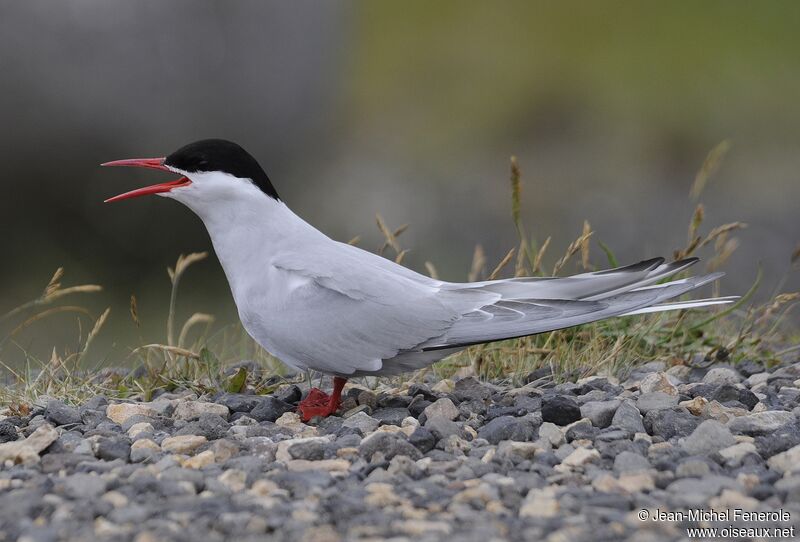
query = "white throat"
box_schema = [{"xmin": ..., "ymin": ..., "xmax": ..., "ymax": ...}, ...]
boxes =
[{"xmin": 163, "ymin": 170, "xmax": 321, "ymax": 301}]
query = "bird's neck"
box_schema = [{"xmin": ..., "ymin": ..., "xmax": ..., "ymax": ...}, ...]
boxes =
[{"xmin": 186, "ymin": 191, "xmax": 318, "ymax": 296}]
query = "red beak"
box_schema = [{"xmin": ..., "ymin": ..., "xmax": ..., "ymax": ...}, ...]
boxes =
[{"xmin": 102, "ymin": 157, "xmax": 192, "ymax": 203}]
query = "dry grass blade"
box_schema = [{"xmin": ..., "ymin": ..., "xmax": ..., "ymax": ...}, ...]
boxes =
[
  {"xmin": 7, "ymin": 306, "xmax": 92, "ymax": 339},
  {"xmin": 167, "ymin": 252, "xmax": 208, "ymax": 346},
  {"xmin": 347, "ymin": 235, "xmax": 361, "ymax": 246},
  {"xmin": 532, "ymin": 236, "xmax": 551, "ymax": 276},
  {"xmin": 580, "ymin": 220, "xmax": 591, "ymax": 271},
  {"xmin": 755, "ymin": 292, "xmax": 800, "ymax": 327},
  {"xmin": 699, "ymin": 222, "xmax": 747, "ymax": 249},
  {"xmin": 706, "ymin": 236, "xmax": 739, "ymax": 272},
  {"xmin": 675, "ymin": 235, "xmax": 702, "ymax": 261},
  {"xmin": 688, "ymin": 203, "xmax": 705, "ymax": 244},
  {"xmin": 425, "ymin": 262, "xmax": 439, "ymax": 280},
  {"xmin": 375, "ymin": 213, "xmax": 400, "ymax": 254},
  {"xmin": 49, "ymin": 347, "xmax": 63, "ymax": 372},
  {"xmin": 510, "ymin": 156, "xmax": 522, "ymax": 235},
  {"xmin": 691, "ymin": 140, "xmax": 731, "ymax": 200},
  {"xmin": 2, "ymin": 272, "xmax": 102, "ymax": 323},
  {"xmin": 394, "ymin": 249, "xmax": 409, "ymax": 265},
  {"xmin": 43, "ymin": 268, "xmax": 64, "ymax": 298},
  {"xmin": 130, "ymin": 295, "xmax": 140, "ymax": 328},
  {"xmin": 132, "ymin": 344, "xmax": 201, "ymax": 359},
  {"xmin": 45, "ymin": 285, "xmax": 103, "ymax": 302},
  {"xmin": 468, "ymin": 245, "xmax": 486, "ymax": 282},
  {"xmin": 393, "ymin": 224, "xmax": 409, "ymax": 238},
  {"xmin": 514, "ymin": 241, "xmax": 528, "ymax": 277},
  {"xmin": 172, "ymin": 252, "xmax": 208, "ymax": 282},
  {"xmin": 488, "ymin": 248, "xmax": 515, "ymax": 280},
  {"xmin": 178, "ymin": 313, "xmax": 215, "ymax": 348},
  {"xmin": 553, "ymin": 230, "xmax": 593, "ymax": 276},
  {"xmin": 80, "ymin": 308, "xmax": 110, "ymax": 359}
]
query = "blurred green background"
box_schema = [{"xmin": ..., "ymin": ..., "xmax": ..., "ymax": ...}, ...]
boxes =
[{"xmin": 1, "ymin": 1, "xmax": 798, "ymax": 366}]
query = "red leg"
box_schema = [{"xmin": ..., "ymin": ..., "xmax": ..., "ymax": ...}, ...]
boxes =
[{"xmin": 298, "ymin": 377, "xmax": 347, "ymax": 422}]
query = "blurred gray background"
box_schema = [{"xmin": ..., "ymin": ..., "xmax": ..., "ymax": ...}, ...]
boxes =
[{"xmin": 1, "ymin": 1, "xmax": 798, "ymax": 363}]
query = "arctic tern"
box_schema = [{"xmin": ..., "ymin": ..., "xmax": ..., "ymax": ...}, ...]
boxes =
[{"xmin": 104, "ymin": 139, "xmax": 735, "ymax": 420}]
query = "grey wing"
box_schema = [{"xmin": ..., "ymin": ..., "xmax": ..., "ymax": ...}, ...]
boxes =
[
  {"xmin": 271, "ymin": 242, "xmax": 496, "ymax": 375},
  {"xmin": 416, "ymin": 257, "xmax": 722, "ymax": 350},
  {"xmin": 275, "ymin": 245, "xmax": 728, "ymax": 376}
]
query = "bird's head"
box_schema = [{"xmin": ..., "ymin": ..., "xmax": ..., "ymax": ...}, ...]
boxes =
[{"xmin": 103, "ymin": 139, "xmax": 279, "ymax": 207}]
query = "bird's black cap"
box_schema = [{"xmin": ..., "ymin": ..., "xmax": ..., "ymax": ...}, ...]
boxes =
[{"xmin": 165, "ymin": 139, "xmax": 279, "ymax": 199}]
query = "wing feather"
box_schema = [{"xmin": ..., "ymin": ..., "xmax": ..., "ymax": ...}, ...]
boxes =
[{"xmin": 271, "ymin": 239, "xmax": 727, "ymax": 376}]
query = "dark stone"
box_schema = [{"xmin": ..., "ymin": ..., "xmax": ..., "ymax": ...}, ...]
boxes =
[
  {"xmin": 94, "ymin": 421, "xmax": 123, "ymax": 434},
  {"xmin": 644, "ymin": 406, "xmax": 701, "ymax": 439},
  {"xmin": 271, "ymin": 470, "xmax": 334, "ymax": 498},
  {"xmin": 44, "ymin": 400, "xmax": 82, "ymax": 426},
  {"xmin": 596, "ymin": 428, "xmax": 634, "ymax": 444},
  {"xmin": 514, "ymin": 395, "xmax": 542, "ymax": 413},
  {"xmin": 315, "ymin": 416, "xmax": 344, "ymax": 435},
  {"xmin": 79, "ymin": 408, "xmax": 109, "ymax": 429},
  {"xmin": 453, "ymin": 377, "xmax": 493, "ymax": 402},
  {"xmin": 352, "ymin": 390, "xmax": 376, "ymax": 410},
  {"xmin": 736, "ymin": 389, "xmax": 759, "ymax": 410},
  {"xmin": 768, "ymin": 365, "xmax": 800, "ymax": 384},
  {"xmin": 274, "ymin": 385, "xmax": 302, "ymax": 404},
  {"xmin": 736, "ymin": 360, "xmax": 766, "ymax": 378},
  {"xmin": 287, "ymin": 440, "xmax": 325, "ymax": 461},
  {"xmin": 708, "ymin": 384, "xmax": 759, "ymax": 410},
  {"xmin": 458, "ymin": 399, "xmax": 487, "ymax": 418},
  {"xmin": 540, "ymin": 395, "xmax": 581, "ymax": 426},
  {"xmin": 584, "ymin": 492, "xmax": 633, "ymax": 511},
  {"xmin": 477, "ymin": 416, "xmax": 537, "ymax": 444},
  {"xmin": 532, "ymin": 451, "xmax": 561, "ymax": 467},
  {"xmin": 485, "ymin": 405, "xmax": 522, "ymax": 421},
  {"xmin": 408, "ymin": 426, "xmax": 436, "ymax": 453},
  {"xmin": 754, "ymin": 423, "xmax": 800, "ymax": 458},
  {"xmin": 597, "ymin": 439, "xmax": 639, "ymax": 460},
  {"xmin": 0, "ymin": 421, "xmax": 18, "ymax": 443},
  {"xmin": 83, "ymin": 396, "xmax": 109, "ymax": 410},
  {"xmin": 1, "ymin": 416, "xmax": 24, "ymax": 427},
  {"xmin": 425, "ymin": 416, "xmax": 461, "ymax": 440},
  {"xmin": 710, "ymin": 384, "xmax": 740, "ymax": 403},
  {"xmin": 524, "ymin": 367, "xmax": 553, "ymax": 384},
  {"xmin": 249, "ymin": 397, "xmax": 295, "ymax": 422},
  {"xmin": 579, "ymin": 378, "xmax": 623, "ymax": 396},
  {"xmin": 406, "ymin": 384, "xmax": 439, "ymax": 402},
  {"xmin": 96, "ymin": 437, "xmax": 131, "ymax": 462},
  {"xmin": 358, "ymin": 432, "xmax": 422, "ymax": 462},
  {"xmin": 377, "ymin": 394, "xmax": 412, "ymax": 408},
  {"xmin": 611, "ymin": 401, "xmax": 646, "ymax": 434},
  {"xmin": 41, "ymin": 453, "xmax": 86, "ymax": 473},
  {"xmin": 749, "ymin": 484, "xmax": 775, "ymax": 501},
  {"xmin": 371, "ymin": 407, "xmax": 409, "ymax": 426},
  {"xmin": 686, "ymin": 383, "xmax": 717, "ymax": 399},
  {"xmin": 565, "ymin": 421, "xmax": 599, "ymax": 442},
  {"xmin": 175, "ymin": 413, "xmax": 229, "ymax": 440},
  {"xmin": 159, "ymin": 466, "xmax": 205, "ymax": 492},
  {"xmin": 215, "ymin": 393, "xmax": 263, "ymax": 413},
  {"xmin": 408, "ymin": 396, "xmax": 432, "ymax": 418}
]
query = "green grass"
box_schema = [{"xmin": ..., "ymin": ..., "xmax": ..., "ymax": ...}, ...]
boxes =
[{"xmin": 1, "ymin": 145, "xmax": 797, "ymax": 410}]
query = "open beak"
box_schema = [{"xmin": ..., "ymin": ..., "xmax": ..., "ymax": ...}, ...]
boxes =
[{"xmin": 102, "ymin": 157, "xmax": 192, "ymax": 203}]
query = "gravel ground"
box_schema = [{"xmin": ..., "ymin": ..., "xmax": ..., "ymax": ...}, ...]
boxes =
[{"xmin": 2, "ymin": 359, "xmax": 800, "ymax": 541}]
